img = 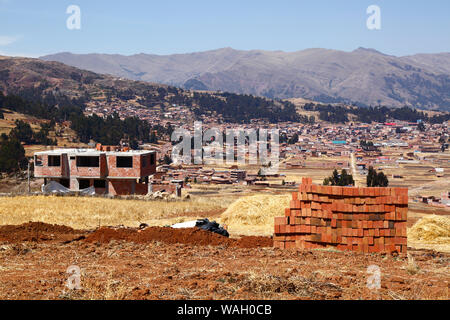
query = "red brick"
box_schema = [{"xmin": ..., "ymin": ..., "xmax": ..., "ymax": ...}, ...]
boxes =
[
  {"xmin": 392, "ymin": 188, "xmax": 408, "ymax": 197},
  {"xmin": 399, "ymin": 196, "xmax": 409, "ymax": 205},
  {"xmin": 295, "ymin": 240, "xmax": 305, "ymax": 249},
  {"xmin": 285, "ymin": 241, "xmax": 296, "ymax": 249},
  {"xmin": 275, "ymin": 217, "xmax": 286, "ymax": 225},
  {"xmin": 332, "ymin": 186, "xmax": 343, "ymax": 196},
  {"xmin": 273, "ymin": 241, "xmax": 285, "ymax": 249},
  {"xmin": 375, "ymin": 188, "xmax": 382, "ymax": 197},
  {"xmin": 357, "ymin": 228, "xmax": 364, "ymax": 237},
  {"xmin": 374, "ymin": 228, "xmax": 380, "ymax": 237},
  {"xmin": 393, "ymin": 237, "xmax": 407, "ymax": 245},
  {"xmin": 273, "ymin": 235, "xmax": 286, "ymax": 241},
  {"xmin": 311, "ymin": 202, "xmax": 321, "ymax": 210},
  {"xmin": 342, "ymin": 187, "xmax": 351, "ymax": 196}
]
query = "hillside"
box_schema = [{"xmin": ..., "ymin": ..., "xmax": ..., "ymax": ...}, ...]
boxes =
[
  {"xmin": 41, "ymin": 48, "xmax": 450, "ymax": 111},
  {"xmin": 0, "ymin": 55, "xmax": 300, "ymax": 124}
]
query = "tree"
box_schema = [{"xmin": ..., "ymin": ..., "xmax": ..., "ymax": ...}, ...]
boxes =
[
  {"xmin": 340, "ymin": 169, "xmax": 355, "ymax": 186},
  {"xmin": 0, "ymin": 136, "xmax": 27, "ymax": 172},
  {"xmin": 418, "ymin": 122, "xmax": 426, "ymax": 132},
  {"xmin": 149, "ymin": 131, "xmax": 158, "ymax": 144},
  {"xmin": 166, "ymin": 122, "xmax": 174, "ymax": 138},
  {"xmin": 367, "ymin": 166, "xmax": 389, "ymax": 187},
  {"xmin": 438, "ymin": 135, "xmax": 448, "ymax": 144},
  {"xmin": 33, "ymin": 123, "xmax": 57, "ymax": 146},
  {"xmin": 323, "ymin": 169, "xmax": 355, "ymax": 186},
  {"xmin": 163, "ymin": 154, "xmax": 172, "ymax": 165},
  {"xmin": 130, "ymin": 139, "xmax": 139, "ymax": 150},
  {"xmin": 288, "ymin": 133, "xmax": 299, "ymax": 144},
  {"xmin": 9, "ymin": 120, "xmax": 34, "ymax": 144}
]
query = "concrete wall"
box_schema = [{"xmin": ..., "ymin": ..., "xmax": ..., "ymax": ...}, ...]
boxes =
[{"xmin": 274, "ymin": 178, "xmax": 408, "ymax": 254}]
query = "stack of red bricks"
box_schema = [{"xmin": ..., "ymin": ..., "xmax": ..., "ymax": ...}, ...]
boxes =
[{"xmin": 274, "ymin": 178, "xmax": 408, "ymax": 254}]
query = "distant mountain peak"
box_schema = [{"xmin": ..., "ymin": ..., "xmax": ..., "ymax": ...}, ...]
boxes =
[{"xmin": 353, "ymin": 47, "xmax": 389, "ymax": 56}]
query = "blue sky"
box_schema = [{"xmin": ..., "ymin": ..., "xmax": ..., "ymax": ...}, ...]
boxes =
[{"xmin": 1, "ymin": 0, "xmax": 449, "ymax": 57}]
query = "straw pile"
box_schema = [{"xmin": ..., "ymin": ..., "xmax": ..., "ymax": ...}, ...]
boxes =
[
  {"xmin": 220, "ymin": 194, "xmax": 290, "ymax": 236},
  {"xmin": 408, "ymin": 215, "xmax": 450, "ymax": 245}
]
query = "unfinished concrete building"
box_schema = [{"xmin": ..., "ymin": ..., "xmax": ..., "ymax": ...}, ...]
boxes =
[{"xmin": 34, "ymin": 145, "xmax": 157, "ymax": 195}]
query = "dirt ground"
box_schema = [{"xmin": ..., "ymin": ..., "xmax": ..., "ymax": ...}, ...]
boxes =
[{"xmin": 0, "ymin": 222, "xmax": 448, "ymax": 300}]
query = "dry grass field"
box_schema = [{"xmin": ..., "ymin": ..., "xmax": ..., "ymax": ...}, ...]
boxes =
[
  {"xmin": 0, "ymin": 195, "xmax": 229, "ymax": 230},
  {"xmin": 0, "ymin": 193, "xmax": 448, "ymax": 252}
]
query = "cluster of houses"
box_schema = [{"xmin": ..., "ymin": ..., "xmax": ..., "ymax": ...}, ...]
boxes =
[
  {"xmin": 414, "ymin": 192, "xmax": 450, "ymax": 208},
  {"xmin": 85, "ymin": 102, "xmax": 194, "ymax": 126},
  {"xmin": 34, "ymin": 106, "xmax": 449, "ymax": 197}
]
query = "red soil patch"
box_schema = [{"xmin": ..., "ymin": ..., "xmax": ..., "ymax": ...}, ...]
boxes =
[
  {"xmin": 0, "ymin": 222, "xmax": 81, "ymax": 243},
  {"xmin": 85, "ymin": 227, "xmax": 273, "ymax": 248},
  {"xmin": 0, "ymin": 222, "xmax": 272, "ymax": 248},
  {"xmin": 237, "ymin": 236, "xmax": 273, "ymax": 248}
]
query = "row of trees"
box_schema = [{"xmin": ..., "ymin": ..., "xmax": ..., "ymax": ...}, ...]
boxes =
[
  {"xmin": 305, "ymin": 103, "xmax": 450, "ymax": 124},
  {"xmin": 70, "ymin": 112, "xmax": 152, "ymax": 146},
  {"xmin": 323, "ymin": 169, "xmax": 355, "ymax": 186},
  {"xmin": 366, "ymin": 167, "xmax": 389, "ymax": 187},
  {"xmin": 0, "ymin": 91, "xmax": 84, "ymax": 122},
  {"xmin": 190, "ymin": 92, "xmax": 303, "ymax": 123},
  {"xmin": 323, "ymin": 168, "xmax": 389, "ymax": 187}
]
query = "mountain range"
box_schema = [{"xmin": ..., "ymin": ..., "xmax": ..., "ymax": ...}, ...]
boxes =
[{"xmin": 41, "ymin": 48, "xmax": 450, "ymax": 111}]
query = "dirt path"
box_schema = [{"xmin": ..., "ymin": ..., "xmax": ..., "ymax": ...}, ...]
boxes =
[{"xmin": 350, "ymin": 153, "xmax": 364, "ymax": 187}]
